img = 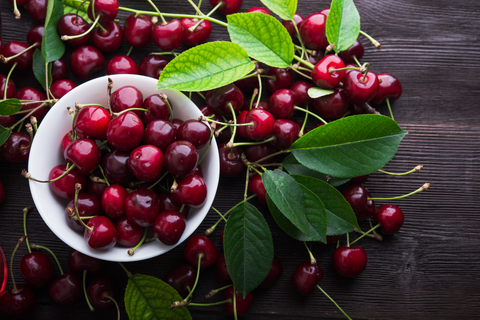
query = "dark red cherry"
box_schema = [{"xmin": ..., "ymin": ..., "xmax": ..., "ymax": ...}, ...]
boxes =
[
  {"xmin": 106, "ymin": 55, "xmax": 138, "ymax": 75},
  {"xmin": 281, "ymin": 13, "xmax": 304, "ymax": 44},
  {"xmin": 247, "ymin": 173, "xmax": 266, "ymax": 204},
  {"xmin": 84, "ymin": 216, "xmax": 117, "ymax": 250},
  {"xmin": 244, "ymin": 108, "xmax": 275, "ymax": 140},
  {"xmin": 177, "ymin": 120, "xmax": 211, "ymax": 149},
  {"xmin": 128, "ymin": 145, "xmax": 164, "ymax": 182},
  {"xmin": 164, "ymin": 264, "xmax": 196, "ymax": 298},
  {"xmin": 266, "ymin": 67, "xmax": 294, "ymax": 93},
  {"xmin": 218, "ymin": 142, "xmax": 245, "ymax": 178},
  {"xmin": 292, "ymin": 262, "xmax": 323, "ymax": 295},
  {"xmin": 307, "ymin": 50, "xmax": 324, "ymax": 65},
  {"xmin": 68, "ymin": 249, "xmax": 104, "ymax": 274},
  {"xmin": 51, "ymin": 57, "xmax": 68, "ymax": 81},
  {"xmin": 332, "ymin": 246, "xmax": 367, "ymax": 277},
  {"xmin": 0, "ymin": 285, "xmax": 36, "ymax": 319},
  {"xmin": 259, "ymin": 255, "xmax": 282, "ymax": 288},
  {"xmin": 271, "ymin": 119, "xmax": 300, "ymax": 150},
  {"xmin": 224, "ymin": 286, "xmax": 254, "ymax": 316},
  {"xmin": 20, "ymin": 252, "xmax": 53, "ymax": 288},
  {"xmin": 0, "ymin": 132, "xmax": 31, "ymax": 163},
  {"xmin": 209, "ymin": 0, "xmax": 243, "ymax": 15},
  {"xmin": 87, "ymin": 277, "xmax": 117, "ymax": 310},
  {"xmin": 206, "ymin": 83, "xmax": 245, "ymax": 116},
  {"xmin": 374, "ymin": 204, "xmax": 404, "ymax": 235},
  {"xmin": 290, "ymin": 81, "xmax": 314, "ymax": 107},
  {"xmin": 64, "ymin": 138, "xmax": 101, "ymax": 175},
  {"xmin": 2, "ymin": 41, "xmax": 34, "ymax": 71},
  {"xmin": 152, "ymin": 19, "xmax": 184, "ymax": 51},
  {"xmin": 343, "ymin": 70, "xmax": 379, "ymax": 103},
  {"xmin": 87, "ymin": 173, "xmax": 108, "ymax": 200},
  {"xmin": 184, "ymin": 234, "xmax": 218, "ymax": 269},
  {"xmin": 26, "ymin": 0, "xmax": 47, "ymax": 23},
  {"xmin": 370, "ymin": 72, "xmax": 403, "ymax": 105},
  {"xmin": 139, "ymin": 54, "xmax": 168, "ymax": 78},
  {"xmin": 27, "ymin": 24, "xmax": 44, "ymax": 49},
  {"xmin": 152, "ymin": 210, "xmax": 186, "ymax": 245},
  {"xmin": 142, "ymin": 119, "xmax": 177, "ymax": 153},
  {"xmin": 124, "ymin": 14, "xmax": 152, "ymax": 48},
  {"xmin": 102, "ymin": 149, "xmax": 135, "ymax": 185},
  {"xmin": 48, "ymin": 272, "xmax": 82, "ymax": 306},
  {"xmin": 0, "ymin": 115, "xmax": 14, "ymax": 128},
  {"xmin": 300, "ymin": 13, "xmax": 328, "ymax": 50},
  {"xmin": 243, "ymin": 140, "xmax": 278, "ymax": 164},
  {"xmin": 115, "ymin": 216, "xmax": 144, "ymax": 247},
  {"xmin": 74, "ymin": 105, "xmax": 111, "ymax": 139},
  {"xmin": 171, "ymin": 174, "xmax": 207, "ymax": 207},
  {"xmin": 164, "ymin": 140, "xmax": 199, "ymax": 178},
  {"xmin": 348, "ymin": 174, "xmax": 369, "ymax": 186},
  {"xmin": 181, "ymin": 18, "xmax": 212, "ymax": 46},
  {"xmin": 125, "ymin": 188, "xmax": 160, "ymax": 227},
  {"xmin": 15, "ymin": 86, "xmax": 48, "ymax": 121},
  {"xmin": 267, "ymin": 88, "xmax": 296, "ymax": 119},
  {"xmin": 106, "ymin": 111, "xmax": 144, "ymax": 151},
  {"xmin": 110, "ymin": 85, "xmax": 143, "ymax": 115},
  {"xmin": 101, "ymin": 184, "xmax": 128, "ymax": 219},
  {"xmin": 216, "ymin": 253, "xmax": 232, "ymax": 285},
  {"xmin": 91, "ymin": 21, "xmax": 124, "ymax": 52},
  {"xmin": 69, "ymin": 45, "xmax": 105, "ymax": 79},
  {"xmin": 48, "ymin": 165, "xmax": 87, "ymax": 199},
  {"xmin": 65, "ymin": 193, "xmax": 102, "ymax": 232},
  {"xmin": 311, "ymin": 55, "xmax": 345, "ymax": 89},
  {"xmin": 246, "ymin": 7, "xmax": 271, "ymax": 14},
  {"xmin": 57, "ymin": 13, "xmax": 91, "ymax": 47},
  {"xmin": 142, "ymin": 93, "xmax": 172, "ymax": 124},
  {"xmin": 341, "ymin": 184, "xmax": 375, "ymax": 221},
  {"xmin": 51, "ymin": 79, "xmax": 76, "ymax": 99},
  {"xmin": 0, "ymin": 74, "xmax": 16, "ymax": 99},
  {"xmin": 158, "ymin": 193, "xmax": 190, "ymax": 218},
  {"xmin": 87, "ymin": 0, "xmax": 119, "ymax": 25},
  {"xmin": 312, "ymin": 87, "xmax": 349, "ymax": 120},
  {"xmin": 338, "ymin": 39, "xmax": 365, "ymax": 64}
]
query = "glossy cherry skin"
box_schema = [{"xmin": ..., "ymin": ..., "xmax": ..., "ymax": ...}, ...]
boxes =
[
  {"xmin": 2, "ymin": 41, "xmax": 34, "ymax": 71},
  {"xmin": 184, "ymin": 234, "xmax": 218, "ymax": 269},
  {"xmin": 106, "ymin": 111, "xmax": 144, "ymax": 151},
  {"xmin": 267, "ymin": 88, "xmax": 296, "ymax": 119},
  {"xmin": 374, "ymin": 204, "xmax": 404, "ymax": 235},
  {"xmin": 282, "ymin": 13, "xmax": 304, "ymax": 44},
  {"xmin": 181, "ymin": 18, "xmax": 212, "ymax": 46},
  {"xmin": 171, "ymin": 174, "xmax": 207, "ymax": 207},
  {"xmin": 115, "ymin": 216, "xmax": 144, "ymax": 247},
  {"xmin": 101, "ymin": 184, "xmax": 128, "ymax": 219},
  {"xmin": 338, "ymin": 39, "xmax": 365, "ymax": 64},
  {"xmin": 27, "ymin": 24, "xmax": 44, "ymax": 48},
  {"xmin": 102, "ymin": 150, "xmax": 135, "ymax": 185},
  {"xmin": 128, "ymin": 145, "xmax": 164, "ymax": 182},
  {"xmin": 177, "ymin": 120, "xmax": 211, "ymax": 149},
  {"xmin": 48, "ymin": 272, "xmax": 82, "ymax": 306},
  {"xmin": 57, "ymin": 13, "xmax": 91, "ymax": 47},
  {"xmin": 312, "ymin": 87, "xmax": 349, "ymax": 120},
  {"xmin": 152, "ymin": 19, "xmax": 184, "ymax": 51},
  {"xmin": 68, "ymin": 249, "xmax": 104, "ymax": 274},
  {"xmin": 158, "ymin": 193, "xmax": 190, "ymax": 218},
  {"xmin": 247, "ymin": 173, "xmax": 267, "ymax": 204},
  {"xmin": 164, "ymin": 264, "xmax": 197, "ymax": 298},
  {"xmin": 50, "ymin": 79, "xmax": 76, "ymax": 99},
  {"xmin": 152, "ymin": 210, "xmax": 186, "ymax": 245},
  {"xmin": 292, "ymin": 262, "xmax": 323, "ymax": 295},
  {"xmin": 74, "ymin": 105, "xmax": 111, "ymax": 139},
  {"xmin": 87, "ymin": 173, "xmax": 108, "ymax": 199},
  {"xmin": 87, "ymin": 277, "xmax": 117, "ymax": 310},
  {"xmin": 300, "ymin": 13, "xmax": 328, "ymax": 50},
  {"xmin": 0, "ymin": 74, "xmax": 16, "ymax": 98},
  {"xmin": 69, "ymin": 45, "xmax": 105, "ymax": 79},
  {"xmin": 84, "ymin": 216, "xmax": 118, "ymax": 250},
  {"xmin": 224, "ymin": 286, "xmax": 254, "ymax": 316},
  {"xmin": 271, "ymin": 119, "xmax": 300, "ymax": 150},
  {"xmin": 243, "ymin": 140, "xmax": 278, "ymax": 164},
  {"xmin": 124, "ymin": 14, "xmax": 152, "ymax": 48},
  {"xmin": 343, "ymin": 70, "xmax": 379, "ymax": 103},
  {"xmin": 290, "ymin": 80, "xmax": 314, "ymax": 107},
  {"xmin": 142, "ymin": 93, "xmax": 172, "ymax": 124},
  {"xmin": 64, "ymin": 138, "xmax": 101, "ymax": 174},
  {"xmin": 259, "ymin": 255, "xmax": 283, "ymax": 288},
  {"xmin": 244, "ymin": 108, "xmax": 275, "ymax": 140},
  {"xmin": 142, "ymin": 119, "xmax": 177, "ymax": 153},
  {"xmin": 91, "ymin": 21, "xmax": 124, "ymax": 52},
  {"xmin": 110, "ymin": 85, "xmax": 143, "ymax": 115},
  {"xmin": 332, "ymin": 246, "xmax": 367, "ymax": 277},
  {"xmin": 0, "ymin": 115, "xmax": 14, "ymax": 128},
  {"xmin": 0, "ymin": 132, "xmax": 31, "ymax": 163},
  {"xmin": 20, "ymin": 252, "xmax": 53, "ymax": 288},
  {"xmin": 51, "ymin": 57, "xmax": 68, "ymax": 81},
  {"xmin": 139, "ymin": 55, "xmax": 169, "ymax": 78},
  {"xmin": 65, "ymin": 193, "xmax": 102, "ymax": 232},
  {"xmin": 125, "ymin": 188, "xmax": 160, "ymax": 227},
  {"xmin": 341, "ymin": 184, "xmax": 375, "ymax": 221},
  {"xmin": 206, "ymin": 83, "xmax": 245, "ymax": 116},
  {"xmin": 266, "ymin": 67, "xmax": 294, "ymax": 93},
  {"xmin": 106, "ymin": 55, "xmax": 138, "ymax": 75},
  {"xmin": 0, "ymin": 285, "xmax": 36, "ymax": 319},
  {"xmin": 164, "ymin": 140, "xmax": 199, "ymax": 178},
  {"xmin": 210, "ymin": 0, "xmax": 243, "ymax": 15},
  {"xmin": 219, "ymin": 142, "xmax": 245, "ymax": 178},
  {"xmin": 26, "ymin": 0, "xmax": 47, "ymax": 23},
  {"xmin": 370, "ymin": 72, "xmax": 403, "ymax": 105},
  {"xmin": 87, "ymin": 0, "xmax": 119, "ymax": 25},
  {"xmin": 15, "ymin": 86, "xmax": 48, "ymax": 121},
  {"xmin": 48, "ymin": 164, "xmax": 87, "ymax": 199},
  {"xmin": 247, "ymin": 7, "xmax": 271, "ymax": 14},
  {"xmin": 312, "ymin": 55, "xmax": 346, "ymax": 89}
]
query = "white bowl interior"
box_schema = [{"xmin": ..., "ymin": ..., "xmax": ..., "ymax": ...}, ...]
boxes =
[{"xmin": 28, "ymin": 74, "xmax": 219, "ymax": 262}]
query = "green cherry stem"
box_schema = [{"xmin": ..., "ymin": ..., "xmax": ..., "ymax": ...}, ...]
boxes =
[
  {"xmin": 368, "ymin": 183, "xmax": 430, "ymax": 201},
  {"xmin": 147, "ymin": 170, "xmax": 169, "ymax": 190},
  {"xmin": 104, "ymin": 294, "xmax": 120, "ymax": 320},
  {"xmin": 128, "ymin": 228, "xmax": 148, "ymax": 256},
  {"xmin": 189, "ymin": 2, "xmax": 222, "ymax": 33},
  {"xmin": 378, "ymin": 165, "xmax": 423, "ymax": 176},
  {"xmin": 299, "ymin": 104, "xmax": 309, "ymax": 136},
  {"xmin": 83, "ymin": 270, "xmax": 95, "ymax": 311},
  {"xmin": 30, "ymin": 244, "xmax": 64, "ymax": 275},
  {"xmin": 4, "ymin": 61, "xmax": 16, "ymax": 99},
  {"xmin": 9, "ymin": 102, "xmax": 47, "ymax": 132},
  {"xmin": 74, "ymin": 183, "xmax": 93, "ymax": 232},
  {"xmin": 316, "ymin": 285, "xmax": 353, "ymax": 320},
  {"xmin": 21, "ymin": 164, "xmax": 76, "ymax": 183},
  {"xmin": 0, "ymin": 43, "xmax": 38, "ymax": 64},
  {"xmin": 147, "ymin": 0, "xmax": 167, "ymax": 24},
  {"xmin": 293, "ymin": 55, "xmax": 315, "ymax": 69},
  {"xmin": 232, "ymin": 136, "xmax": 275, "ymax": 148},
  {"xmin": 204, "ymin": 207, "xmax": 227, "ymax": 236},
  {"xmin": 353, "ymin": 56, "xmax": 362, "ymax": 68},
  {"xmin": 303, "ymin": 241, "xmax": 317, "ymax": 265},
  {"xmin": 350, "ymin": 224, "xmax": 381, "ymax": 246},
  {"xmin": 386, "ymin": 98, "xmax": 394, "ymax": 120},
  {"xmin": 291, "ymin": 64, "xmax": 313, "ymax": 80},
  {"xmin": 61, "ymin": 15, "xmax": 101, "ymax": 41},
  {"xmin": 97, "ymin": 165, "xmax": 111, "ymax": 186},
  {"xmin": 359, "ymin": 30, "xmax": 381, "ymax": 48},
  {"xmin": 158, "ymin": 93, "xmax": 173, "ymax": 123},
  {"xmin": 292, "ymin": 19, "xmax": 307, "ymax": 60},
  {"xmin": 293, "ymin": 106, "xmax": 328, "ymax": 124},
  {"xmin": 113, "ymin": 108, "xmax": 149, "ymax": 117},
  {"xmin": 117, "ymin": 262, "xmax": 132, "ymax": 278},
  {"xmin": 188, "ymin": 300, "xmax": 232, "ymax": 307},
  {"xmin": 185, "ymin": 0, "xmax": 204, "ymax": 15},
  {"xmin": 22, "ymin": 207, "xmax": 33, "ymax": 253},
  {"xmin": 182, "ymin": 254, "xmax": 202, "ymax": 302},
  {"xmin": 10, "ymin": 236, "xmax": 26, "ymax": 293},
  {"xmin": 368, "ymin": 218, "xmax": 383, "ymax": 241},
  {"xmin": 346, "ymin": 232, "xmax": 350, "ymax": 247},
  {"xmin": 205, "ymin": 284, "xmax": 233, "ymax": 298},
  {"xmin": 250, "ymin": 150, "xmax": 290, "ymax": 167},
  {"xmin": 233, "ymin": 285, "xmax": 238, "ymax": 320}
]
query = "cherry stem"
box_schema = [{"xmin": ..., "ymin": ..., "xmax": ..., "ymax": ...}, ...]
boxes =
[
  {"xmin": 182, "ymin": 254, "xmax": 202, "ymax": 302},
  {"xmin": 330, "ymin": 66, "xmax": 360, "ymax": 73},
  {"xmin": 361, "ymin": 102, "xmax": 380, "ymax": 115},
  {"xmin": 232, "ymin": 136, "xmax": 275, "ymax": 148},
  {"xmin": 103, "ymin": 294, "xmax": 120, "ymax": 320},
  {"xmin": 4, "ymin": 61, "xmax": 16, "ymax": 100},
  {"xmin": 350, "ymin": 224, "xmax": 381, "ymax": 246},
  {"xmin": 147, "ymin": 170, "xmax": 169, "ymax": 190},
  {"xmin": 117, "ymin": 262, "xmax": 132, "ymax": 278},
  {"xmin": 293, "ymin": 54, "xmax": 314, "ymax": 69},
  {"xmin": 244, "ymin": 168, "xmax": 250, "ymax": 201},
  {"xmin": 22, "ymin": 207, "xmax": 33, "ymax": 253},
  {"xmin": 359, "ymin": 30, "xmax": 381, "ymax": 48},
  {"xmin": 293, "ymin": 106, "xmax": 327, "ymax": 124},
  {"xmin": 368, "ymin": 183, "xmax": 430, "ymax": 201},
  {"xmin": 21, "ymin": 164, "xmax": 76, "ymax": 183},
  {"xmin": 188, "ymin": 299, "xmax": 232, "ymax": 307},
  {"xmin": 61, "ymin": 15, "xmax": 100, "ymax": 41},
  {"xmin": 205, "ymin": 196, "xmax": 255, "ymax": 235},
  {"xmin": 128, "ymin": 228, "xmax": 147, "ymax": 256},
  {"xmin": 185, "ymin": 0, "xmax": 204, "ymax": 15},
  {"xmin": 75, "ymin": 183, "xmax": 93, "ymax": 231},
  {"xmin": 30, "ymin": 244, "xmax": 64, "ymax": 275},
  {"xmin": 386, "ymin": 98, "xmax": 394, "ymax": 120},
  {"xmin": 83, "ymin": 270, "xmax": 95, "ymax": 311},
  {"xmin": 189, "ymin": 2, "xmax": 222, "ymax": 33},
  {"xmin": 250, "ymin": 150, "xmax": 289, "ymax": 167},
  {"xmin": 303, "ymin": 241, "xmax": 317, "ymax": 265},
  {"xmin": 9, "ymin": 236, "xmax": 26, "ymax": 293},
  {"xmin": 378, "ymin": 165, "xmax": 423, "ymax": 176},
  {"xmin": 212, "ymin": 206, "xmax": 227, "ymax": 223},
  {"xmin": 10, "ymin": 103, "xmax": 47, "ymax": 131},
  {"xmin": 97, "ymin": 165, "xmax": 111, "ymax": 187},
  {"xmin": 12, "ymin": 0, "xmax": 21, "ymax": 19},
  {"xmin": 107, "ymin": 78, "xmax": 114, "ymax": 113},
  {"xmin": 205, "ymin": 284, "xmax": 233, "ymax": 298},
  {"xmin": 198, "ymin": 126, "xmax": 214, "ymax": 165},
  {"xmin": 227, "ymin": 102, "xmax": 238, "ymax": 145},
  {"xmin": 0, "ymin": 43, "xmax": 38, "ymax": 63},
  {"xmin": 361, "ymin": 63, "xmax": 370, "ymax": 82},
  {"xmin": 113, "ymin": 108, "xmax": 149, "ymax": 117},
  {"xmin": 291, "ymin": 66, "xmax": 313, "ymax": 80},
  {"xmin": 292, "ymin": 18, "xmax": 307, "ymax": 60},
  {"xmin": 368, "ymin": 218, "xmax": 383, "ymax": 241},
  {"xmin": 200, "ymin": 116, "xmax": 253, "ymax": 128},
  {"xmin": 157, "ymin": 93, "xmax": 173, "ymax": 123},
  {"xmin": 353, "ymin": 227, "xmax": 375, "ymax": 239},
  {"xmin": 147, "ymin": 0, "xmax": 167, "ymax": 24},
  {"xmin": 346, "ymin": 232, "xmax": 350, "ymax": 247},
  {"xmin": 353, "ymin": 56, "xmax": 362, "ymax": 68},
  {"xmin": 233, "ymin": 285, "xmax": 238, "ymax": 320},
  {"xmin": 298, "ymin": 104, "xmax": 309, "ymax": 136},
  {"xmin": 316, "ymin": 285, "xmax": 353, "ymax": 320}
]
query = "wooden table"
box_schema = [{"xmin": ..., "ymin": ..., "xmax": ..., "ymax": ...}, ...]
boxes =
[{"xmin": 1, "ymin": 0, "xmax": 479, "ymax": 319}]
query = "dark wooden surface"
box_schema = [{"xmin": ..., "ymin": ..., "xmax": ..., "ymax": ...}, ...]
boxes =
[{"xmin": 1, "ymin": 0, "xmax": 480, "ymax": 319}]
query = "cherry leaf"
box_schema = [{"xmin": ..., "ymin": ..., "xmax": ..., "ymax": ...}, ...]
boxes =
[
  {"xmin": 0, "ymin": 126, "xmax": 13, "ymax": 147},
  {"xmin": 0, "ymin": 99, "xmax": 22, "ymax": 116},
  {"xmin": 42, "ymin": 0, "xmax": 65, "ymax": 63},
  {"xmin": 289, "ymin": 114, "xmax": 408, "ymax": 178},
  {"xmin": 326, "ymin": 0, "xmax": 360, "ymax": 52},
  {"xmin": 61, "ymin": 0, "xmax": 91, "ymax": 23},
  {"xmin": 124, "ymin": 274, "xmax": 191, "ymax": 320},
  {"xmin": 33, "ymin": 49, "xmax": 52, "ymax": 91},
  {"xmin": 307, "ymin": 87, "xmax": 334, "ymax": 99},
  {"xmin": 157, "ymin": 41, "xmax": 255, "ymax": 92},
  {"xmin": 227, "ymin": 12, "xmax": 294, "ymax": 68},
  {"xmin": 260, "ymin": 0, "xmax": 297, "ymax": 21},
  {"xmin": 224, "ymin": 201, "xmax": 273, "ymax": 298}
]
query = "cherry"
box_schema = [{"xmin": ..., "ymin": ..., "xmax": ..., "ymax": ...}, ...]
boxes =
[
  {"xmin": 152, "ymin": 210, "xmax": 186, "ymax": 245},
  {"xmin": 338, "ymin": 39, "xmax": 365, "ymax": 64},
  {"xmin": 290, "ymin": 80, "xmax": 314, "ymax": 107},
  {"xmin": 0, "ymin": 74, "xmax": 16, "ymax": 98},
  {"xmin": 343, "ymin": 70, "xmax": 379, "ymax": 103},
  {"xmin": 68, "ymin": 249, "xmax": 104, "ymax": 274},
  {"xmin": 48, "ymin": 164, "xmax": 87, "ymax": 199},
  {"xmin": 292, "ymin": 262, "xmax": 323, "ymax": 295},
  {"xmin": 164, "ymin": 140, "xmax": 199, "ymax": 178},
  {"xmin": 307, "ymin": 50, "xmax": 324, "ymax": 65},
  {"xmin": 0, "ymin": 115, "xmax": 15, "ymax": 127},
  {"xmin": 224, "ymin": 286, "xmax": 254, "ymax": 316},
  {"xmin": 312, "ymin": 55, "xmax": 345, "ymax": 89},
  {"xmin": 259, "ymin": 255, "xmax": 282, "ymax": 288},
  {"xmin": 106, "ymin": 111, "xmax": 144, "ymax": 151},
  {"xmin": 312, "ymin": 87, "xmax": 349, "ymax": 120},
  {"xmin": 106, "ymin": 55, "xmax": 138, "ymax": 75},
  {"xmin": 0, "ymin": 132, "xmax": 31, "ymax": 163},
  {"xmin": 164, "ymin": 264, "xmax": 197, "ymax": 298},
  {"xmin": 348, "ymin": 174, "xmax": 369, "ymax": 186},
  {"xmin": 1, "ymin": 41, "xmax": 34, "ymax": 71},
  {"xmin": 374, "ymin": 204, "xmax": 404, "ymax": 235},
  {"xmin": 318, "ymin": 7, "xmax": 330, "ymax": 16},
  {"xmin": 27, "ymin": 25, "xmax": 44, "ymax": 49},
  {"xmin": 124, "ymin": 14, "xmax": 152, "ymax": 48},
  {"xmin": 183, "ymin": 234, "xmax": 218, "ymax": 269},
  {"xmin": 300, "ymin": 13, "xmax": 328, "ymax": 50},
  {"xmin": 152, "ymin": 19, "xmax": 184, "ymax": 51},
  {"xmin": 332, "ymin": 246, "xmax": 367, "ymax": 277},
  {"xmin": 341, "ymin": 184, "xmax": 375, "ymax": 221},
  {"xmin": 218, "ymin": 142, "xmax": 245, "ymax": 178},
  {"xmin": 50, "ymin": 79, "xmax": 77, "ymax": 99},
  {"xmin": 64, "ymin": 138, "xmax": 102, "ymax": 175},
  {"xmin": 206, "ymin": 83, "xmax": 245, "ymax": 116},
  {"xmin": 15, "ymin": 86, "xmax": 48, "ymax": 121},
  {"xmin": 87, "ymin": 0, "xmax": 119, "ymax": 25},
  {"xmin": 125, "ymin": 188, "xmax": 160, "ymax": 227},
  {"xmin": 158, "ymin": 193, "xmax": 190, "ymax": 217},
  {"xmin": 177, "ymin": 120, "xmax": 211, "ymax": 149},
  {"xmin": 142, "ymin": 93, "xmax": 172, "ymax": 124},
  {"xmin": 48, "ymin": 272, "xmax": 82, "ymax": 306},
  {"xmin": 87, "ymin": 173, "xmax": 108, "ymax": 199},
  {"xmin": 51, "ymin": 57, "xmax": 68, "ymax": 81},
  {"xmin": 65, "ymin": 193, "xmax": 102, "ymax": 232},
  {"xmin": 215, "ymin": 253, "xmax": 232, "ymax": 285},
  {"xmin": 26, "ymin": 0, "xmax": 47, "ymax": 23},
  {"xmin": 110, "ymin": 85, "xmax": 144, "ymax": 115},
  {"xmin": 0, "ymin": 284, "xmax": 36, "ymax": 319},
  {"xmin": 246, "ymin": 7, "xmax": 271, "ymax": 14},
  {"xmin": 57, "ymin": 13, "xmax": 91, "ymax": 47},
  {"xmin": 69, "ymin": 45, "xmax": 106, "ymax": 79},
  {"xmin": 171, "ymin": 174, "xmax": 207, "ymax": 207},
  {"xmin": 243, "ymin": 108, "xmax": 275, "ymax": 141},
  {"xmin": 91, "ymin": 21, "xmax": 124, "ymax": 52},
  {"xmin": 370, "ymin": 72, "xmax": 403, "ymax": 105},
  {"xmin": 143, "ymin": 119, "xmax": 177, "ymax": 153},
  {"xmin": 209, "ymin": 0, "xmax": 243, "ymax": 15},
  {"xmin": 267, "ymin": 88, "xmax": 296, "ymax": 119},
  {"xmin": 265, "ymin": 67, "xmax": 294, "ymax": 93},
  {"xmin": 281, "ymin": 13, "xmax": 304, "ymax": 44},
  {"xmin": 271, "ymin": 119, "xmax": 300, "ymax": 150},
  {"xmin": 115, "ymin": 216, "xmax": 144, "ymax": 247},
  {"xmin": 102, "ymin": 149, "xmax": 135, "ymax": 185},
  {"xmin": 101, "ymin": 184, "xmax": 127, "ymax": 219},
  {"xmin": 128, "ymin": 145, "xmax": 164, "ymax": 182},
  {"xmin": 247, "ymin": 173, "xmax": 267, "ymax": 204},
  {"xmin": 181, "ymin": 18, "xmax": 212, "ymax": 46},
  {"xmin": 74, "ymin": 105, "xmax": 111, "ymax": 140},
  {"xmin": 243, "ymin": 142, "xmax": 277, "ymax": 164},
  {"xmin": 84, "ymin": 216, "xmax": 118, "ymax": 250},
  {"xmin": 20, "ymin": 252, "xmax": 53, "ymax": 288},
  {"xmin": 139, "ymin": 55, "xmax": 169, "ymax": 78},
  {"xmin": 86, "ymin": 277, "xmax": 117, "ymax": 310}
]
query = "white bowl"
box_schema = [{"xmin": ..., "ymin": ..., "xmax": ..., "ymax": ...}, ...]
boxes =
[{"xmin": 28, "ymin": 74, "xmax": 220, "ymax": 262}]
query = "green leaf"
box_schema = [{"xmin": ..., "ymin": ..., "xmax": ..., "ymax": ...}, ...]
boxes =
[
  {"xmin": 307, "ymin": 87, "xmax": 334, "ymax": 99},
  {"xmin": 42, "ymin": 0, "xmax": 65, "ymax": 63},
  {"xmin": 224, "ymin": 201, "xmax": 274, "ymax": 297},
  {"xmin": 326, "ymin": 0, "xmax": 360, "ymax": 52},
  {"xmin": 290, "ymin": 114, "xmax": 408, "ymax": 178},
  {"xmin": 33, "ymin": 50, "xmax": 52, "ymax": 91},
  {"xmin": 61, "ymin": 0, "xmax": 91, "ymax": 23},
  {"xmin": 262, "ymin": 169, "xmax": 309, "ymax": 236},
  {"xmin": 157, "ymin": 41, "xmax": 255, "ymax": 92},
  {"xmin": 227, "ymin": 13, "xmax": 294, "ymax": 68},
  {"xmin": 0, "ymin": 99, "xmax": 22, "ymax": 116},
  {"xmin": 282, "ymin": 153, "xmax": 349, "ymax": 187},
  {"xmin": 291, "ymin": 175, "xmax": 359, "ymax": 236},
  {"xmin": 0, "ymin": 126, "xmax": 13, "ymax": 147},
  {"xmin": 260, "ymin": 0, "xmax": 297, "ymax": 20},
  {"xmin": 124, "ymin": 274, "xmax": 191, "ymax": 320}
]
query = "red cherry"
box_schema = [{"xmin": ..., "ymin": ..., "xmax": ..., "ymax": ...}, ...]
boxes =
[
  {"xmin": 87, "ymin": 0, "xmax": 119, "ymax": 25},
  {"xmin": 74, "ymin": 105, "xmax": 111, "ymax": 140},
  {"xmin": 26, "ymin": 0, "xmax": 47, "ymax": 23},
  {"xmin": 91, "ymin": 21, "xmax": 124, "ymax": 52},
  {"xmin": 170, "ymin": 174, "xmax": 207, "ymax": 207},
  {"xmin": 152, "ymin": 19, "xmax": 184, "ymax": 51},
  {"xmin": 341, "ymin": 184, "xmax": 375, "ymax": 221},
  {"xmin": 65, "ymin": 193, "xmax": 102, "ymax": 232},
  {"xmin": 158, "ymin": 193, "xmax": 190, "ymax": 218},
  {"xmin": 63, "ymin": 138, "xmax": 102, "ymax": 175},
  {"xmin": 248, "ymin": 173, "xmax": 267, "ymax": 204},
  {"xmin": 69, "ymin": 45, "xmax": 105, "ymax": 79},
  {"xmin": 142, "ymin": 119, "xmax": 177, "ymax": 153},
  {"xmin": 292, "ymin": 262, "xmax": 323, "ymax": 295},
  {"xmin": 48, "ymin": 164, "xmax": 87, "ymax": 199},
  {"xmin": 0, "ymin": 284, "xmax": 36, "ymax": 319},
  {"xmin": 244, "ymin": 108, "xmax": 276, "ymax": 140},
  {"xmin": 139, "ymin": 55, "xmax": 168, "ymax": 78},
  {"xmin": 218, "ymin": 142, "xmax": 245, "ymax": 178},
  {"xmin": 259, "ymin": 255, "xmax": 282, "ymax": 288},
  {"xmin": 224, "ymin": 286, "xmax": 254, "ymax": 316},
  {"xmin": 312, "ymin": 87, "xmax": 349, "ymax": 120},
  {"xmin": 176, "ymin": 120, "xmax": 212, "ymax": 149},
  {"xmin": 57, "ymin": 13, "xmax": 91, "ymax": 47},
  {"xmin": 311, "ymin": 55, "xmax": 345, "ymax": 89},
  {"xmin": 128, "ymin": 145, "xmax": 164, "ymax": 182},
  {"xmin": 300, "ymin": 13, "xmax": 328, "ymax": 50},
  {"xmin": 48, "ymin": 272, "xmax": 82, "ymax": 306},
  {"xmin": 215, "ymin": 253, "xmax": 232, "ymax": 285},
  {"xmin": 152, "ymin": 210, "xmax": 186, "ymax": 245},
  {"xmin": 246, "ymin": 7, "xmax": 271, "ymax": 14},
  {"xmin": 87, "ymin": 277, "xmax": 117, "ymax": 310},
  {"xmin": 110, "ymin": 85, "xmax": 144, "ymax": 115},
  {"xmin": 20, "ymin": 252, "xmax": 53, "ymax": 288},
  {"xmin": 51, "ymin": 79, "xmax": 76, "ymax": 99},
  {"xmin": 102, "ymin": 150, "xmax": 135, "ymax": 185},
  {"xmin": 68, "ymin": 248, "xmax": 104, "ymax": 274},
  {"xmin": 2, "ymin": 41, "xmax": 34, "ymax": 71},
  {"xmin": 271, "ymin": 119, "xmax": 300, "ymax": 150},
  {"xmin": 290, "ymin": 80, "xmax": 314, "ymax": 107},
  {"xmin": 209, "ymin": 0, "xmax": 243, "ymax": 15},
  {"xmin": 164, "ymin": 140, "xmax": 199, "ymax": 178},
  {"xmin": 370, "ymin": 72, "xmax": 403, "ymax": 105},
  {"xmin": 125, "ymin": 188, "xmax": 160, "ymax": 227},
  {"xmin": 106, "ymin": 55, "xmax": 138, "ymax": 75},
  {"xmin": 51, "ymin": 57, "xmax": 68, "ymax": 81},
  {"xmin": 267, "ymin": 88, "xmax": 297, "ymax": 119},
  {"xmin": 101, "ymin": 184, "xmax": 128, "ymax": 219},
  {"xmin": 332, "ymin": 246, "xmax": 367, "ymax": 277},
  {"xmin": 338, "ymin": 39, "xmax": 365, "ymax": 64},
  {"xmin": 142, "ymin": 93, "xmax": 172, "ymax": 124},
  {"xmin": 124, "ymin": 14, "xmax": 152, "ymax": 48},
  {"xmin": 0, "ymin": 74, "xmax": 16, "ymax": 98},
  {"xmin": 343, "ymin": 70, "xmax": 379, "ymax": 103},
  {"xmin": 106, "ymin": 111, "xmax": 144, "ymax": 151},
  {"xmin": 181, "ymin": 18, "xmax": 212, "ymax": 46},
  {"xmin": 27, "ymin": 24, "xmax": 44, "ymax": 49},
  {"xmin": 374, "ymin": 204, "xmax": 404, "ymax": 235},
  {"xmin": 115, "ymin": 216, "xmax": 144, "ymax": 247},
  {"xmin": 206, "ymin": 83, "xmax": 245, "ymax": 116},
  {"xmin": 243, "ymin": 141, "xmax": 278, "ymax": 164},
  {"xmin": 265, "ymin": 67, "xmax": 294, "ymax": 93},
  {"xmin": 282, "ymin": 13, "xmax": 304, "ymax": 44},
  {"xmin": 84, "ymin": 216, "xmax": 118, "ymax": 250},
  {"xmin": 15, "ymin": 87, "xmax": 48, "ymax": 121},
  {"xmin": 0, "ymin": 132, "xmax": 31, "ymax": 163},
  {"xmin": 164, "ymin": 264, "xmax": 197, "ymax": 298},
  {"xmin": 183, "ymin": 234, "xmax": 218, "ymax": 269}
]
